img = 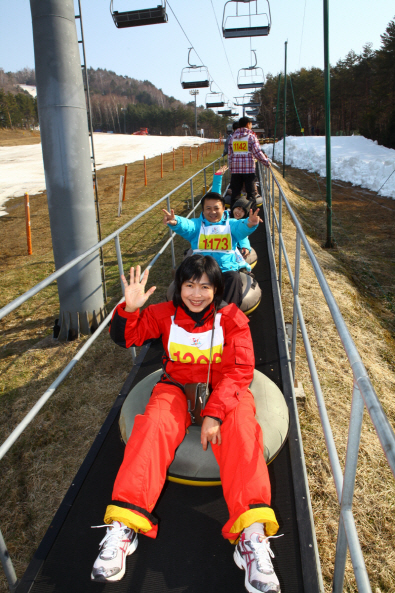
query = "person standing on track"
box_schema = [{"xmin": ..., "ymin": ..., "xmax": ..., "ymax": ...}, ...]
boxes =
[
  {"xmin": 91, "ymin": 255, "xmax": 282, "ymax": 593},
  {"xmin": 228, "ymin": 117, "xmax": 270, "ymax": 209},
  {"xmin": 223, "ymin": 120, "xmax": 240, "ymax": 159}
]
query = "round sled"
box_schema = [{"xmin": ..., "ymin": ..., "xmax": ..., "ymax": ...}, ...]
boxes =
[
  {"xmin": 245, "ymin": 247, "xmax": 257, "ymax": 269},
  {"xmin": 119, "ymin": 369, "xmax": 289, "ymax": 486},
  {"xmin": 166, "ymin": 271, "xmax": 261, "ymax": 316}
]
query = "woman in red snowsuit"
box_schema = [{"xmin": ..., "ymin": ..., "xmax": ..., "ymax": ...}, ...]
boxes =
[{"xmin": 92, "ymin": 255, "xmax": 281, "ymax": 593}]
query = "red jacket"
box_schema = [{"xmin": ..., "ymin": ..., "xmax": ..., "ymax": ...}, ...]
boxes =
[{"xmin": 109, "ymin": 301, "xmax": 255, "ymax": 422}]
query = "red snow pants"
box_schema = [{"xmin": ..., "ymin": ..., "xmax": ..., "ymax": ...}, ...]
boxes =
[{"xmin": 104, "ymin": 383, "xmax": 279, "ymax": 543}]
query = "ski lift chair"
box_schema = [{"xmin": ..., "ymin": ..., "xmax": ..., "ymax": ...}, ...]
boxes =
[
  {"xmin": 218, "ymin": 101, "xmax": 235, "ymax": 116},
  {"xmin": 205, "ymin": 83, "xmax": 226, "ymax": 108},
  {"xmin": 244, "ymin": 93, "xmax": 261, "ymax": 108},
  {"xmin": 237, "ymin": 69, "xmax": 264, "ymax": 89},
  {"xmin": 237, "ymin": 50, "xmax": 265, "ymax": 90},
  {"xmin": 222, "ymin": 0, "xmax": 271, "ymax": 38},
  {"xmin": 110, "ymin": 0, "xmax": 168, "ymax": 28},
  {"xmin": 218, "ymin": 108, "xmax": 233, "ymax": 116},
  {"xmin": 247, "ymin": 108, "xmax": 259, "ymax": 116},
  {"xmin": 181, "ymin": 48, "xmax": 210, "ymax": 89}
]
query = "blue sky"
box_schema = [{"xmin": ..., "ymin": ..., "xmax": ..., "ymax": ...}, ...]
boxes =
[{"xmin": 1, "ymin": 0, "xmax": 394, "ymax": 112}]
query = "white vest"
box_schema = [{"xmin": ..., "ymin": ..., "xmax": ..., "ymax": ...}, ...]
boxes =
[{"xmin": 167, "ymin": 313, "xmax": 224, "ymax": 365}]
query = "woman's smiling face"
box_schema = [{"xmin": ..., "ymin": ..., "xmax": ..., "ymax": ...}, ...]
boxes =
[{"xmin": 181, "ymin": 273, "xmax": 215, "ymax": 312}]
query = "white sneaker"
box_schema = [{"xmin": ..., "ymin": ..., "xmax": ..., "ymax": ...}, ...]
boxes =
[
  {"xmin": 91, "ymin": 521, "xmax": 138, "ymax": 582},
  {"xmin": 234, "ymin": 532, "xmax": 281, "ymax": 593}
]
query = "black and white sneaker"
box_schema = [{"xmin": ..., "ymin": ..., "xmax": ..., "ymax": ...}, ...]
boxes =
[
  {"xmin": 91, "ymin": 521, "xmax": 138, "ymax": 582},
  {"xmin": 234, "ymin": 532, "xmax": 281, "ymax": 593}
]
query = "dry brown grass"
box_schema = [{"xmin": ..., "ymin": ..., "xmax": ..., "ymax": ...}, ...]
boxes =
[
  {"xmin": 0, "ymin": 139, "xmax": 222, "ymax": 592},
  {"xmin": 0, "ymin": 128, "xmax": 41, "ymax": 147},
  {"xmin": 271, "ymin": 165, "xmax": 395, "ymax": 592}
]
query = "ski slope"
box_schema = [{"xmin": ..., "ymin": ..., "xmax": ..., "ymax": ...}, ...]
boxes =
[
  {"xmin": 263, "ymin": 135, "xmax": 395, "ymax": 199},
  {"xmin": 0, "ymin": 134, "xmax": 208, "ymax": 216}
]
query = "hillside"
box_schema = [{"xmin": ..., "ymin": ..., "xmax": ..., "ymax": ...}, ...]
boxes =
[{"xmin": 0, "ymin": 66, "xmax": 230, "ymax": 137}]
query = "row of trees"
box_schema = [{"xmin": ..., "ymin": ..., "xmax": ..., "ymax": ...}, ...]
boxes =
[
  {"xmin": 90, "ymin": 93, "xmax": 229, "ymax": 136},
  {"xmin": 0, "ymin": 89, "xmax": 38, "ymax": 129},
  {"xmin": 257, "ymin": 16, "xmax": 395, "ymax": 148}
]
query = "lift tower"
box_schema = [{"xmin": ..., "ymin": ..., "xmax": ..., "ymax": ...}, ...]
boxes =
[{"xmin": 30, "ymin": 0, "xmax": 105, "ymax": 340}]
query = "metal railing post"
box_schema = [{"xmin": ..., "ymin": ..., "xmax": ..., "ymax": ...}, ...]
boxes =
[
  {"xmin": 167, "ymin": 196, "xmax": 176, "ymax": 267},
  {"xmin": 333, "ymin": 381, "xmax": 369, "ymax": 593},
  {"xmin": 265, "ymin": 168, "xmax": 271, "ymax": 228},
  {"xmin": 291, "ymin": 230, "xmax": 301, "ymax": 376},
  {"xmin": 204, "ymin": 168, "xmax": 207, "ymax": 194},
  {"xmin": 271, "ymin": 175, "xmax": 275, "ymax": 253},
  {"xmin": 278, "ymin": 182, "xmax": 282, "ymax": 293},
  {"xmin": 190, "ymin": 180, "xmax": 195, "ymax": 218},
  {"xmin": 114, "ymin": 235, "xmax": 125, "ymax": 296},
  {"xmin": 0, "ymin": 529, "xmax": 18, "ymax": 592}
]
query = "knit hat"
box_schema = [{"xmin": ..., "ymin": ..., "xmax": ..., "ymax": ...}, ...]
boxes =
[{"xmin": 231, "ymin": 196, "xmax": 252, "ymax": 217}]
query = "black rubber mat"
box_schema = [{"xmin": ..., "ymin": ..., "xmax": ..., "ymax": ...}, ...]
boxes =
[{"xmin": 16, "ymin": 212, "xmax": 319, "ymax": 593}]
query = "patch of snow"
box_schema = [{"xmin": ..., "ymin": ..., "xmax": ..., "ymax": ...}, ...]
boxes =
[
  {"xmin": 17, "ymin": 85, "xmax": 37, "ymax": 98},
  {"xmin": 263, "ymin": 136, "xmax": 395, "ymax": 199},
  {"xmin": 0, "ymin": 134, "xmax": 210, "ymax": 216}
]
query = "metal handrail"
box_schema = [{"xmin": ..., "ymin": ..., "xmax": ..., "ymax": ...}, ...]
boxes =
[
  {"xmin": 259, "ymin": 162, "xmax": 395, "ymax": 593},
  {"xmin": 0, "ymin": 155, "xmax": 222, "ymax": 590}
]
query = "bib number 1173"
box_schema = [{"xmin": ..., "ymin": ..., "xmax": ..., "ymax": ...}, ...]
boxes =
[{"xmin": 201, "ymin": 236, "xmax": 229, "ymax": 250}]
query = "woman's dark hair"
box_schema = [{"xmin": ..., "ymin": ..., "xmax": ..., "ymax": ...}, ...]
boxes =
[
  {"xmin": 201, "ymin": 191, "xmax": 225, "ymax": 210},
  {"xmin": 173, "ymin": 254, "xmax": 224, "ymax": 309}
]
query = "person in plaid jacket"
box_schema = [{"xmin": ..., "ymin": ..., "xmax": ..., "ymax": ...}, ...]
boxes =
[{"xmin": 228, "ymin": 117, "xmax": 270, "ymax": 208}]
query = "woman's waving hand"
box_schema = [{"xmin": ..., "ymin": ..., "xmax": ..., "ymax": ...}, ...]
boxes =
[{"xmin": 123, "ymin": 266, "xmax": 156, "ymax": 313}]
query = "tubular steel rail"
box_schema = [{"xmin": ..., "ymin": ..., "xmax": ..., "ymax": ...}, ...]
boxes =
[
  {"xmin": 0, "ymin": 154, "xmax": 223, "ymax": 592},
  {"xmin": 257, "ymin": 161, "xmax": 395, "ymax": 593}
]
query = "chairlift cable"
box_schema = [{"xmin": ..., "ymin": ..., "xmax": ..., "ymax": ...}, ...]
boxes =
[
  {"xmin": 168, "ymin": 1, "xmax": 232, "ymax": 105},
  {"xmin": 166, "ymin": 1, "xmax": 204, "ymax": 66},
  {"xmin": 209, "ymin": 0, "xmax": 238, "ymax": 89},
  {"xmin": 298, "ymin": 0, "xmax": 307, "ymax": 69}
]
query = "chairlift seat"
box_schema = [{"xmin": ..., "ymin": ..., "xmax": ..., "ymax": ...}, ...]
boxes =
[
  {"xmin": 207, "ymin": 100, "xmax": 226, "ymax": 108},
  {"xmin": 111, "ymin": 6, "xmax": 168, "ymax": 28},
  {"xmin": 218, "ymin": 109, "xmax": 233, "ymax": 115},
  {"xmin": 181, "ymin": 80, "xmax": 210, "ymax": 89},
  {"xmin": 223, "ymin": 24, "xmax": 270, "ymax": 38},
  {"xmin": 238, "ymin": 81, "xmax": 264, "ymax": 89}
]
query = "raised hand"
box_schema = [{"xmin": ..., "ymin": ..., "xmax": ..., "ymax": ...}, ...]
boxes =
[
  {"xmin": 247, "ymin": 208, "xmax": 263, "ymax": 228},
  {"xmin": 162, "ymin": 208, "xmax": 177, "ymax": 226},
  {"xmin": 122, "ymin": 266, "xmax": 156, "ymax": 313}
]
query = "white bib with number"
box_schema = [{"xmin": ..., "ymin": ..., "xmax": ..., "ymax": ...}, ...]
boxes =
[
  {"xmin": 168, "ymin": 313, "xmax": 224, "ymax": 365},
  {"xmin": 193, "ymin": 220, "xmax": 234, "ymax": 254},
  {"xmin": 232, "ymin": 135, "xmax": 250, "ymax": 154}
]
